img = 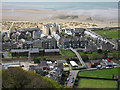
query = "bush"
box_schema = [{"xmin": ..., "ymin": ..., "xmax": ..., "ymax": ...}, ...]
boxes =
[{"xmin": 81, "ymin": 54, "xmax": 89, "ymax": 61}]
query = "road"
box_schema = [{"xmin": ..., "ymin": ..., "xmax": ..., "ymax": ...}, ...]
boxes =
[
  {"xmin": 70, "ymin": 47, "xmax": 87, "ymax": 68},
  {"xmin": 67, "ymin": 70, "xmax": 79, "ymax": 87},
  {"xmin": 9, "ymin": 22, "xmax": 14, "ymax": 30}
]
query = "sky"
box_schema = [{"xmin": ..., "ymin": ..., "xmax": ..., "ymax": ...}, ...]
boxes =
[{"xmin": 1, "ymin": 0, "xmax": 120, "ymax": 2}]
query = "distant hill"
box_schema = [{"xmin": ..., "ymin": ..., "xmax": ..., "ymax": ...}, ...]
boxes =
[{"xmin": 2, "ymin": 67, "xmax": 61, "ymax": 89}]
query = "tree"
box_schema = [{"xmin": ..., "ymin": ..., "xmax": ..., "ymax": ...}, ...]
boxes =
[
  {"xmin": 104, "ymin": 51, "xmax": 108, "ymax": 59},
  {"xmin": 97, "ymin": 49, "xmax": 102, "ymax": 54},
  {"xmin": 2, "ymin": 67, "xmax": 61, "ymax": 89},
  {"xmin": 81, "ymin": 54, "xmax": 89, "ymax": 61}
]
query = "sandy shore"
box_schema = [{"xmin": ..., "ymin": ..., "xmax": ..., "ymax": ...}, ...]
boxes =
[{"xmin": 1, "ymin": 9, "xmax": 118, "ymax": 28}]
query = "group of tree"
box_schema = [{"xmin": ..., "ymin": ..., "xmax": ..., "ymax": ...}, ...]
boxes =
[{"xmin": 2, "ymin": 67, "xmax": 61, "ymax": 89}]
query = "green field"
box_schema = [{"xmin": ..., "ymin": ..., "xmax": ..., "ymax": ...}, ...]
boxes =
[
  {"xmin": 78, "ymin": 79, "xmax": 115, "ymax": 88},
  {"xmin": 92, "ymin": 29, "xmax": 119, "ymax": 39},
  {"xmin": 60, "ymin": 49, "xmax": 75, "ymax": 56},
  {"xmin": 78, "ymin": 68, "xmax": 119, "ymax": 79}
]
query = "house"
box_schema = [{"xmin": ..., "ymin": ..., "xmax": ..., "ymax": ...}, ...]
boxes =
[
  {"xmin": 85, "ymin": 45, "xmax": 97, "ymax": 52},
  {"xmin": 65, "ymin": 29, "xmax": 74, "ymax": 35},
  {"xmin": 33, "ymin": 31, "xmax": 42, "ymax": 39},
  {"xmin": 41, "ymin": 37, "xmax": 57, "ymax": 49},
  {"xmin": 23, "ymin": 41, "xmax": 33, "ymax": 49},
  {"xmin": 47, "ymin": 67, "xmax": 63, "ymax": 83},
  {"xmin": 74, "ymin": 28, "xmax": 85, "ymax": 36},
  {"xmin": 18, "ymin": 33, "xmax": 27, "ymax": 40},
  {"xmin": 2, "ymin": 43, "xmax": 17, "ymax": 51},
  {"xmin": 60, "ymin": 37, "xmax": 88, "ymax": 49},
  {"xmin": 32, "ymin": 40, "xmax": 42, "ymax": 49},
  {"xmin": 33, "ymin": 37, "xmax": 57, "ymax": 49},
  {"xmin": 2, "ymin": 43, "xmax": 11, "ymax": 51},
  {"xmin": 89, "ymin": 60, "xmax": 100, "ymax": 68},
  {"xmin": 101, "ymin": 42, "xmax": 114, "ymax": 51}
]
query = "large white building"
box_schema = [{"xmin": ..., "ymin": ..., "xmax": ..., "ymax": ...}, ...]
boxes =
[{"xmin": 70, "ymin": 61, "xmax": 78, "ymax": 67}]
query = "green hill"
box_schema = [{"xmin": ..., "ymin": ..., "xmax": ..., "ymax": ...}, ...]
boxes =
[{"xmin": 2, "ymin": 67, "xmax": 61, "ymax": 89}]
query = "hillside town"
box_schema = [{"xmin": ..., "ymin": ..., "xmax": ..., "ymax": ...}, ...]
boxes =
[{"xmin": 1, "ymin": 23, "xmax": 120, "ymax": 87}]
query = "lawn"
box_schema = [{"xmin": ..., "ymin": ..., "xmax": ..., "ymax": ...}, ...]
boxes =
[
  {"xmin": 78, "ymin": 79, "xmax": 115, "ymax": 88},
  {"xmin": 92, "ymin": 29, "xmax": 120, "ymax": 39},
  {"xmin": 60, "ymin": 49, "xmax": 75, "ymax": 56},
  {"xmin": 78, "ymin": 68, "xmax": 119, "ymax": 79}
]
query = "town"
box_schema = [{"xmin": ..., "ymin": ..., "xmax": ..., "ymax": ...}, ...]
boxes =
[{"xmin": 1, "ymin": 23, "xmax": 120, "ymax": 88}]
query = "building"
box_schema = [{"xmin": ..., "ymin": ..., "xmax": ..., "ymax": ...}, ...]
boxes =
[
  {"xmin": 43, "ymin": 24, "xmax": 61, "ymax": 36},
  {"xmin": 70, "ymin": 61, "xmax": 78, "ymax": 67},
  {"xmin": 10, "ymin": 49, "xmax": 29, "ymax": 57},
  {"xmin": 29, "ymin": 48, "xmax": 40, "ymax": 57},
  {"xmin": 33, "ymin": 31, "xmax": 42, "ymax": 39},
  {"xmin": 85, "ymin": 45, "xmax": 97, "ymax": 52},
  {"xmin": 74, "ymin": 28, "xmax": 85, "ymax": 36},
  {"xmin": 2, "ymin": 62, "xmax": 20, "ymax": 69},
  {"xmin": 41, "ymin": 37, "xmax": 57, "ymax": 49},
  {"xmin": 23, "ymin": 41, "xmax": 33, "ymax": 49},
  {"xmin": 32, "ymin": 40, "xmax": 43, "ymax": 49},
  {"xmin": 101, "ymin": 42, "xmax": 114, "ymax": 51},
  {"xmin": 33, "ymin": 37, "xmax": 57, "ymax": 49},
  {"xmin": 46, "ymin": 67, "xmax": 63, "ymax": 83},
  {"xmin": 60, "ymin": 37, "xmax": 88, "ymax": 49},
  {"xmin": 44, "ymin": 49, "xmax": 60, "ymax": 56},
  {"xmin": 65, "ymin": 29, "xmax": 74, "ymax": 35},
  {"xmin": 2, "ymin": 43, "xmax": 18, "ymax": 51},
  {"xmin": 89, "ymin": 60, "xmax": 100, "ymax": 68}
]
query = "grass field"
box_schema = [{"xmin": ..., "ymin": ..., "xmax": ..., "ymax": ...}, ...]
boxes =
[
  {"xmin": 60, "ymin": 49, "xmax": 75, "ymax": 56},
  {"xmin": 78, "ymin": 79, "xmax": 115, "ymax": 88},
  {"xmin": 78, "ymin": 68, "xmax": 119, "ymax": 79},
  {"xmin": 92, "ymin": 29, "xmax": 120, "ymax": 39}
]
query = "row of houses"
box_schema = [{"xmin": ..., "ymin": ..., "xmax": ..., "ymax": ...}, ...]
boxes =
[
  {"xmin": 59, "ymin": 37, "xmax": 88, "ymax": 49},
  {"xmin": 10, "ymin": 48, "xmax": 60, "ymax": 57},
  {"xmin": 62, "ymin": 28, "xmax": 85, "ymax": 36}
]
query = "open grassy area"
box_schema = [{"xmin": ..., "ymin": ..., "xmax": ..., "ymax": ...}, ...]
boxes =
[
  {"xmin": 60, "ymin": 49, "xmax": 75, "ymax": 56},
  {"xmin": 92, "ymin": 29, "xmax": 120, "ymax": 39},
  {"xmin": 78, "ymin": 79, "xmax": 115, "ymax": 88},
  {"xmin": 78, "ymin": 68, "xmax": 119, "ymax": 79}
]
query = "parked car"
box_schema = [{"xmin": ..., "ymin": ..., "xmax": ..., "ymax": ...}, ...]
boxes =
[
  {"xmin": 71, "ymin": 80, "xmax": 74, "ymax": 83},
  {"xmin": 67, "ymin": 77, "xmax": 70, "ymax": 81},
  {"xmin": 114, "ymin": 66, "xmax": 117, "ymax": 68},
  {"xmin": 106, "ymin": 67, "xmax": 109, "ymax": 69},
  {"xmin": 101, "ymin": 66, "xmax": 106, "ymax": 69},
  {"xmin": 72, "ymin": 77, "xmax": 74, "ymax": 80}
]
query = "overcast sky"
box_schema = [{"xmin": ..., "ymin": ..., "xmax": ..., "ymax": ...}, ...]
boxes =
[{"xmin": 1, "ymin": 0, "xmax": 120, "ymax": 2}]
